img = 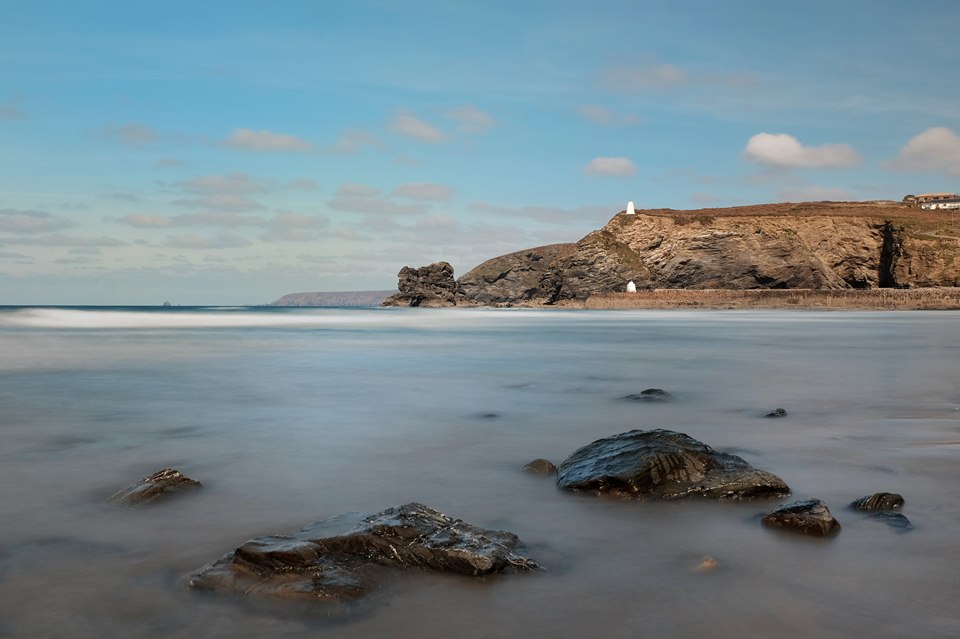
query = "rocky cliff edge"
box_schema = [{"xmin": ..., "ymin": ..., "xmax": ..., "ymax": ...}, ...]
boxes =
[{"xmin": 382, "ymin": 202, "xmax": 960, "ymax": 307}]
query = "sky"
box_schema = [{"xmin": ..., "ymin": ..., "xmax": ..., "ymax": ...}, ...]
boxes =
[{"xmin": 1, "ymin": 0, "xmax": 959, "ymax": 305}]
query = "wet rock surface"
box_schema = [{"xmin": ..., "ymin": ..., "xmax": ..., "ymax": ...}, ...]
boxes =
[
  {"xmin": 108, "ymin": 468, "xmax": 201, "ymax": 506},
  {"xmin": 764, "ymin": 408, "xmax": 787, "ymax": 418},
  {"xmin": 381, "ymin": 262, "xmax": 460, "ymax": 307},
  {"xmin": 188, "ymin": 502, "xmax": 538, "ymax": 606},
  {"xmin": 623, "ymin": 388, "xmax": 673, "ymax": 402},
  {"xmin": 556, "ymin": 429, "xmax": 790, "ymax": 500},
  {"xmin": 850, "ymin": 492, "xmax": 904, "ymax": 512},
  {"xmin": 762, "ymin": 499, "xmax": 841, "ymax": 536},
  {"xmin": 522, "ymin": 459, "xmax": 557, "ymax": 475}
]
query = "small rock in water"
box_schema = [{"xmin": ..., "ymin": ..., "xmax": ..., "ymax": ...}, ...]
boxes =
[
  {"xmin": 696, "ymin": 556, "xmax": 720, "ymax": 572},
  {"xmin": 522, "ymin": 459, "xmax": 557, "ymax": 475},
  {"xmin": 850, "ymin": 492, "xmax": 904, "ymax": 512},
  {"xmin": 623, "ymin": 388, "xmax": 672, "ymax": 402},
  {"xmin": 762, "ymin": 499, "xmax": 841, "ymax": 536},
  {"xmin": 188, "ymin": 502, "xmax": 539, "ymax": 610},
  {"xmin": 109, "ymin": 468, "xmax": 202, "ymax": 506},
  {"xmin": 764, "ymin": 408, "xmax": 787, "ymax": 418},
  {"xmin": 869, "ymin": 512, "xmax": 913, "ymax": 531},
  {"xmin": 556, "ymin": 429, "xmax": 790, "ymax": 500}
]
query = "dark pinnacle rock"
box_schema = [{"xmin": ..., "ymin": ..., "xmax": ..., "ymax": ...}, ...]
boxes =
[
  {"xmin": 623, "ymin": 388, "xmax": 673, "ymax": 402},
  {"xmin": 381, "ymin": 262, "xmax": 460, "ymax": 307},
  {"xmin": 187, "ymin": 502, "xmax": 538, "ymax": 608},
  {"xmin": 764, "ymin": 408, "xmax": 788, "ymax": 418},
  {"xmin": 850, "ymin": 492, "xmax": 904, "ymax": 512},
  {"xmin": 869, "ymin": 512, "xmax": 913, "ymax": 531},
  {"xmin": 108, "ymin": 468, "xmax": 201, "ymax": 506},
  {"xmin": 762, "ymin": 499, "xmax": 841, "ymax": 536},
  {"xmin": 522, "ymin": 459, "xmax": 557, "ymax": 475},
  {"xmin": 556, "ymin": 429, "xmax": 790, "ymax": 501}
]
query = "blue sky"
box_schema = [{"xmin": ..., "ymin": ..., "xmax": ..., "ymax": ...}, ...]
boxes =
[{"xmin": 1, "ymin": 0, "xmax": 959, "ymax": 304}]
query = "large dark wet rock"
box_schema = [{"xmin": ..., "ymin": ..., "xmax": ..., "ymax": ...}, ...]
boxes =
[
  {"xmin": 850, "ymin": 492, "xmax": 904, "ymax": 512},
  {"xmin": 188, "ymin": 502, "xmax": 538, "ymax": 606},
  {"xmin": 556, "ymin": 429, "xmax": 790, "ymax": 500},
  {"xmin": 762, "ymin": 499, "xmax": 841, "ymax": 536},
  {"xmin": 764, "ymin": 408, "xmax": 787, "ymax": 418},
  {"xmin": 108, "ymin": 468, "xmax": 201, "ymax": 506}
]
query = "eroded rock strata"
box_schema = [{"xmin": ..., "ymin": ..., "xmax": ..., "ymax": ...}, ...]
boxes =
[
  {"xmin": 187, "ymin": 502, "xmax": 538, "ymax": 606},
  {"xmin": 109, "ymin": 468, "xmax": 201, "ymax": 506},
  {"xmin": 762, "ymin": 499, "xmax": 841, "ymax": 536},
  {"xmin": 555, "ymin": 429, "xmax": 790, "ymax": 500},
  {"xmin": 383, "ymin": 202, "xmax": 960, "ymax": 307}
]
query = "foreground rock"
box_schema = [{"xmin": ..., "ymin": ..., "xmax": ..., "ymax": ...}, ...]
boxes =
[
  {"xmin": 850, "ymin": 492, "xmax": 904, "ymax": 512},
  {"xmin": 869, "ymin": 512, "xmax": 913, "ymax": 531},
  {"xmin": 381, "ymin": 262, "xmax": 460, "ymax": 307},
  {"xmin": 188, "ymin": 502, "xmax": 538, "ymax": 607},
  {"xmin": 109, "ymin": 468, "xmax": 201, "ymax": 506},
  {"xmin": 764, "ymin": 408, "xmax": 787, "ymax": 418},
  {"xmin": 762, "ymin": 499, "xmax": 841, "ymax": 536},
  {"xmin": 556, "ymin": 429, "xmax": 790, "ymax": 500}
]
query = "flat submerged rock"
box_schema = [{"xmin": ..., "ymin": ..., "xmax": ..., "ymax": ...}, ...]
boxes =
[
  {"xmin": 556, "ymin": 429, "xmax": 790, "ymax": 500},
  {"xmin": 108, "ymin": 468, "xmax": 201, "ymax": 506},
  {"xmin": 188, "ymin": 502, "xmax": 538, "ymax": 607}
]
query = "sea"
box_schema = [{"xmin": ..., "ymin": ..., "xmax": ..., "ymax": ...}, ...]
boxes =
[{"xmin": 0, "ymin": 306, "xmax": 958, "ymax": 638}]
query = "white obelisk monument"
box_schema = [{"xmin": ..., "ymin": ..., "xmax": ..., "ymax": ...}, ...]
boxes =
[{"xmin": 626, "ymin": 200, "xmax": 635, "ymax": 215}]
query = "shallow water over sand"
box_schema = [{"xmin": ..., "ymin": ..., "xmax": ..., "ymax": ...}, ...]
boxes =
[{"xmin": 1, "ymin": 307, "xmax": 958, "ymax": 638}]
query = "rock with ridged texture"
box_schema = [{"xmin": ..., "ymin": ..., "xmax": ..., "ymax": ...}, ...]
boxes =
[
  {"xmin": 765, "ymin": 408, "xmax": 787, "ymax": 418},
  {"xmin": 556, "ymin": 429, "xmax": 790, "ymax": 501},
  {"xmin": 850, "ymin": 492, "xmax": 904, "ymax": 512},
  {"xmin": 381, "ymin": 262, "xmax": 460, "ymax": 307},
  {"xmin": 187, "ymin": 502, "xmax": 538, "ymax": 608},
  {"xmin": 762, "ymin": 499, "xmax": 841, "ymax": 536},
  {"xmin": 109, "ymin": 468, "xmax": 201, "ymax": 506}
]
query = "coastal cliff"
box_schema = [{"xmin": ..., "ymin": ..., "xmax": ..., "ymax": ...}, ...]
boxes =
[{"xmin": 382, "ymin": 202, "xmax": 960, "ymax": 307}]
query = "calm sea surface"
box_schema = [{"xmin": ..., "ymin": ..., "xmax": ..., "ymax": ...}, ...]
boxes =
[{"xmin": 0, "ymin": 307, "xmax": 958, "ymax": 638}]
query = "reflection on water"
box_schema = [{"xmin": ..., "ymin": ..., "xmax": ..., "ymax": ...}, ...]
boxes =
[{"xmin": 1, "ymin": 307, "xmax": 959, "ymax": 638}]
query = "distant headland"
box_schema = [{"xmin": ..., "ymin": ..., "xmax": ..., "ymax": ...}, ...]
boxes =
[{"xmin": 380, "ymin": 200, "xmax": 960, "ymax": 309}]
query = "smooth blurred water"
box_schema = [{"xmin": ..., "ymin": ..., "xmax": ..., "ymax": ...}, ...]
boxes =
[{"xmin": 0, "ymin": 306, "xmax": 958, "ymax": 638}]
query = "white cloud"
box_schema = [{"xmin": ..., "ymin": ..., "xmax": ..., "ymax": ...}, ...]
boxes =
[
  {"xmin": 0, "ymin": 104, "xmax": 26, "ymax": 119},
  {"xmin": 392, "ymin": 183, "xmax": 455, "ymax": 201},
  {"xmin": 888, "ymin": 127, "xmax": 960, "ymax": 176},
  {"xmin": 0, "ymin": 209, "xmax": 75, "ymax": 233},
  {"xmin": 165, "ymin": 232, "xmax": 252, "ymax": 249},
  {"xmin": 117, "ymin": 214, "xmax": 174, "ymax": 228},
  {"xmin": 0, "ymin": 234, "xmax": 126, "ymax": 247},
  {"xmin": 583, "ymin": 156, "xmax": 636, "ymax": 176},
  {"xmin": 576, "ymin": 105, "xmax": 644, "ymax": 127},
  {"xmin": 155, "ymin": 157, "xmax": 185, "ymax": 168},
  {"xmin": 172, "ymin": 194, "xmax": 265, "ymax": 212},
  {"xmin": 743, "ymin": 133, "xmax": 860, "ymax": 168},
  {"xmin": 288, "ymin": 178, "xmax": 320, "ymax": 191},
  {"xmin": 336, "ymin": 183, "xmax": 381, "ymax": 197},
  {"xmin": 101, "ymin": 123, "xmax": 160, "ymax": 146},
  {"xmin": 260, "ymin": 212, "xmax": 331, "ymax": 242},
  {"xmin": 445, "ymin": 106, "xmax": 496, "ymax": 134},
  {"xmin": 332, "ymin": 129, "xmax": 380, "ymax": 154},
  {"xmin": 224, "ymin": 128, "xmax": 313, "ymax": 152},
  {"xmin": 176, "ymin": 172, "xmax": 269, "ymax": 194},
  {"xmin": 600, "ymin": 64, "xmax": 687, "ymax": 90},
  {"xmin": 389, "ymin": 113, "xmax": 449, "ymax": 143}
]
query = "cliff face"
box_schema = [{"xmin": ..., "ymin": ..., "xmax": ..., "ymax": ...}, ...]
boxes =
[{"xmin": 383, "ymin": 203, "xmax": 960, "ymax": 307}]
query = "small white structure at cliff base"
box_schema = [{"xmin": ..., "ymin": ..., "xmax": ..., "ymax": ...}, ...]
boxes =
[
  {"xmin": 626, "ymin": 281, "xmax": 637, "ymax": 293},
  {"xmin": 626, "ymin": 201, "xmax": 635, "ymax": 215}
]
